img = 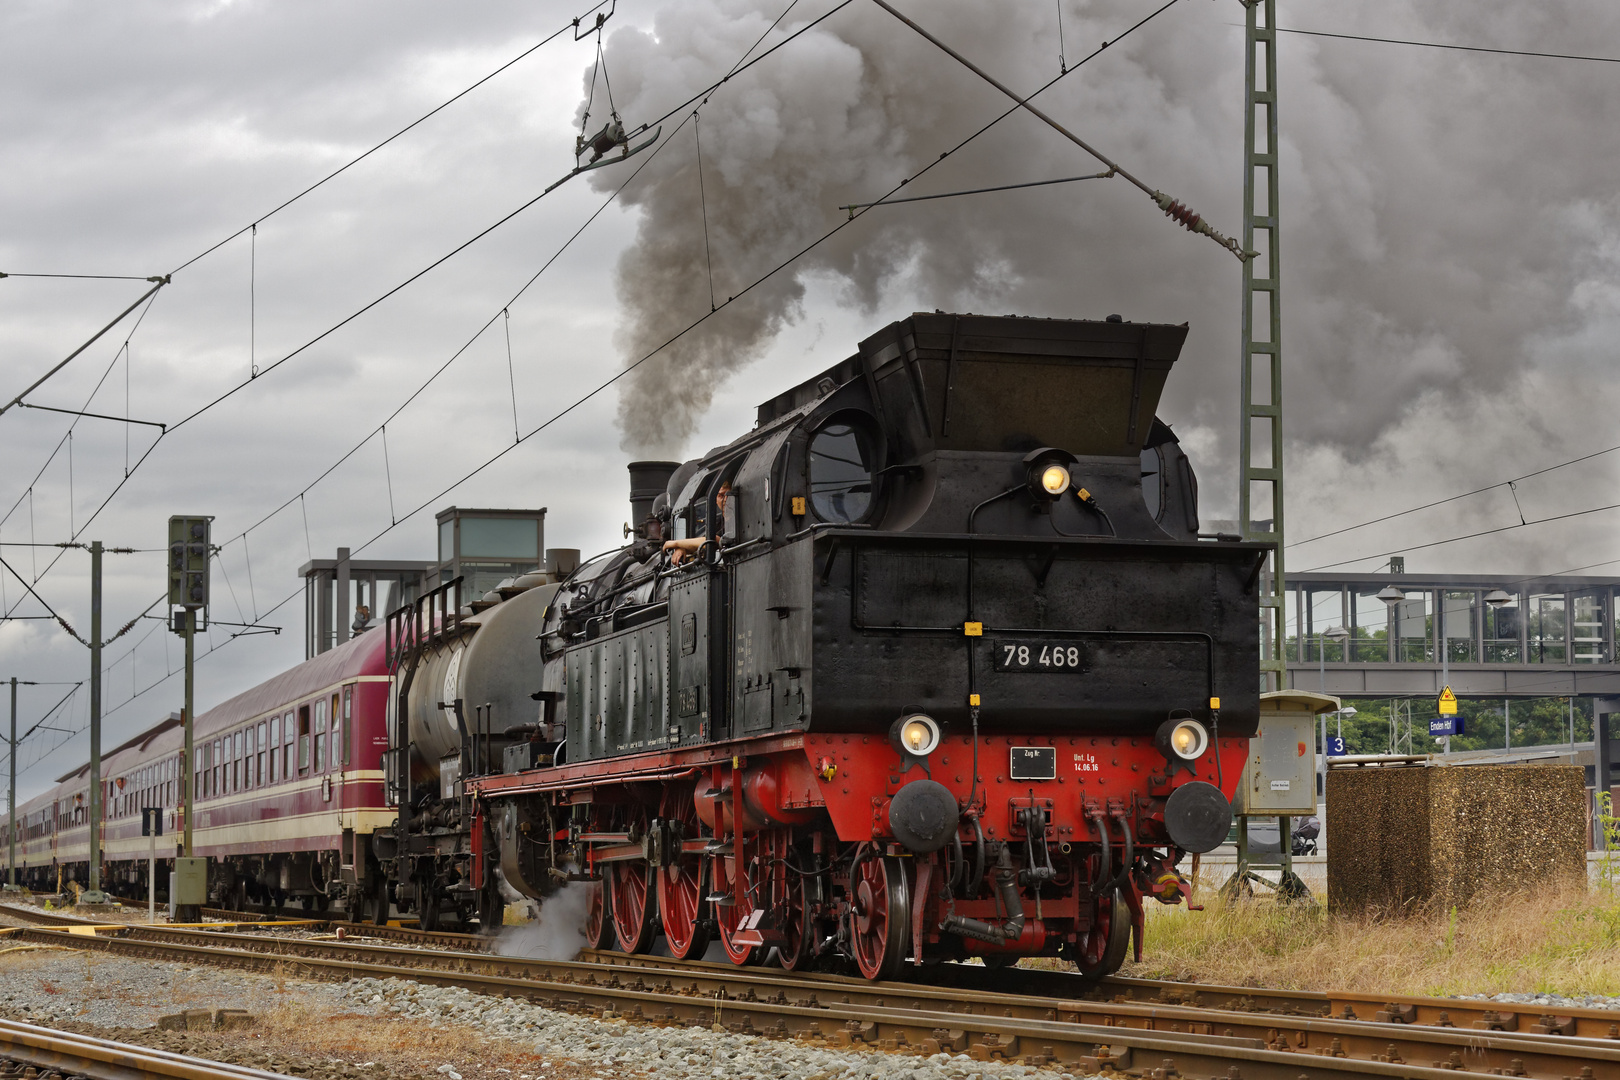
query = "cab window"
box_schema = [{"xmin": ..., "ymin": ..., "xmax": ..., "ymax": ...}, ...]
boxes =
[{"xmin": 808, "ymin": 421, "xmax": 874, "ymax": 523}]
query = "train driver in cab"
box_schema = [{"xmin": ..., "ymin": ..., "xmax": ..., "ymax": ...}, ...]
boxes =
[{"xmin": 663, "ymin": 481, "xmax": 729, "ymax": 566}]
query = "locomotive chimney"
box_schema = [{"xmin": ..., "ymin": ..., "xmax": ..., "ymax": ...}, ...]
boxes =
[{"xmin": 627, "ymin": 461, "xmax": 681, "ymax": 538}]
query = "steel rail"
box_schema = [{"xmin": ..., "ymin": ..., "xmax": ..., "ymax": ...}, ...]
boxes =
[
  {"xmin": 2, "ymin": 900, "xmax": 489, "ymax": 951},
  {"xmin": 9, "ymin": 919, "xmax": 1620, "ymax": 1079},
  {"xmin": 9, "ymin": 902, "xmax": 1620, "ymax": 1047},
  {"xmin": 0, "ymin": 1017, "xmax": 285, "ymax": 1079},
  {"xmin": 588, "ymin": 946, "xmax": 1620, "ymax": 1042}
]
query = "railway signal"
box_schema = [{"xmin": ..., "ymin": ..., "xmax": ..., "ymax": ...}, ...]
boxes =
[
  {"xmin": 168, "ymin": 516, "xmax": 211, "ymax": 608},
  {"xmin": 168, "ymin": 513, "xmax": 213, "ymax": 922}
]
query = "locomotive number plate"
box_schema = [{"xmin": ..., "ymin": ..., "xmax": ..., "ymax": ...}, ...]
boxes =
[
  {"xmin": 993, "ymin": 640, "xmax": 1087, "ymax": 672},
  {"xmin": 1010, "ymin": 746, "xmax": 1057, "ymax": 781}
]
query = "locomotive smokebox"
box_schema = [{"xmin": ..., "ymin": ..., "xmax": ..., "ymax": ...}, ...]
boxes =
[
  {"xmin": 627, "ymin": 461, "xmax": 681, "ymax": 534},
  {"xmin": 887, "ymin": 779, "xmax": 959, "ymax": 854}
]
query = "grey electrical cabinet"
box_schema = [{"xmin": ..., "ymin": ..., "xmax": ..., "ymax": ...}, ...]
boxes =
[
  {"xmin": 169, "ymin": 856, "xmax": 207, "ymax": 910},
  {"xmin": 1235, "ymin": 690, "xmax": 1339, "ymax": 816}
]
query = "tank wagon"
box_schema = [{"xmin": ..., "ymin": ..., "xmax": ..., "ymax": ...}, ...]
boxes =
[{"xmin": 467, "ymin": 312, "xmax": 1265, "ymax": 978}]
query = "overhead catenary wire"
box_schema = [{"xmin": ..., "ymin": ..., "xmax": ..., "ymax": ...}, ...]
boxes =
[
  {"xmin": 2, "ymin": 0, "xmax": 856, "ymax": 613},
  {"xmin": 3, "ymin": 3, "xmax": 840, "ymax": 645},
  {"xmin": 838, "ymin": 170, "xmax": 1113, "ymax": 215},
  {"xmin": 250, "ymin": 223, "xmax": 258, "ymax": 379},
  {"xmin": 166, "ymin": 0, "xmax": 615, "ymax": 279},
  {"xmin": 1275, "ymin": 26, "xmax": 1619, "ymax": 66},
  {"xmin": 0, "ymin": 287, "xmax": 165, "ymax": 615},
  {"xmin": 17, "ymin": 403, "xmax": 165, "ymax": 430},
  {"xmin": 382, "ymin": 425, "xmax": 397, "ymax": 525},
  {"xmin": 1296, "ymin": 500, "xmax": 1620, "ymax": 574},
  {"xmin": 0, "ymin": 276, "xmax": 168, "ymax": 419},
  {"xmin": 0, "ymin": 1, "xmax": 617, "ymax": 617},
  {"xmin": 0, "ymin": 273, "xmax": 161, "ymax": 281},
  {"xmin": 869, "ymin": 0, "xmax": 1249, "ymax": 260},
  {"xmin": 1287, "ymin": 440, "xmax": 1620, "ymax": 548},
  {"xmin": 503, "ymin": 309, "xmax": 520, "ymax": 444},
  {"xmin": 694, "ymin": 112, "xmax": 718, "ymax": 311},
  {"xmin": 0, "ymin": 552, "xmax": 86, "ymax": 644},
  {"xmin": 211, "ymin": 85, "xmax": 707, "ymax": 556},
  {"xmin": 322, "ymin": 0, "xmax": 1188, "ymax": 567},
  {"xmin": 156, "ymin": 0, "xmax": 824, "ymax": 617}
]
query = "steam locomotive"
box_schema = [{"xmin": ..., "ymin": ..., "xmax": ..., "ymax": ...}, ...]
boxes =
[
  {"xmin": 3, "ymin": 312, "xmax": 1262, "ymax": 980},
  {"xmin": 456, "ymin": 311, "xmax": 1262, "ymax": 978}
]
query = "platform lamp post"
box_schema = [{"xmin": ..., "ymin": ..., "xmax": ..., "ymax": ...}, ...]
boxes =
[
  {"xmin": 1376, "ymin": 586, "xmax": 1406, "ymax": 752},
  {"xmin": 1482, "ymin": 590, "xmax": 1515, "ymax": 752},
  {"xmin": 1377, "ymin": 585, "xmax": 1405, "ymax": 664},
  {"xmin": 1318, "ymin": 626, "xmax": 1349, "ymax": 795}
]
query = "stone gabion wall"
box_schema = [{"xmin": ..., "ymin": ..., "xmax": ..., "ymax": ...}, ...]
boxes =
[{"xmin": 1326, "ymin": 764, "xmax": 1586, "ymax": 914}]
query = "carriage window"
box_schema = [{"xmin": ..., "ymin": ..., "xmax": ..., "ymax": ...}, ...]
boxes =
[
  {"xmin": 286, "ymin": 712, "xmax": 298, "ymax": 778},
  {"xmin": 314, "ymin": 699, "xmax": 327, "ymax": 772},
  {"xmin": 299, "ymin": 706, "xmax": 311, "ymax": 773},
  {"xmin": 809, "ymin": 421, "xmax": 874, "ymax": 523},
  {"xmin": 342, "ymin": 688, "xmax": 353, "ymax": 766}
]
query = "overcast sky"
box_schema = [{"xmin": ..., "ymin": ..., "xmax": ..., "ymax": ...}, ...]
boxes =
[{"xmin": 3, "ymin": 0, "xmax": 1618, "ymax": 802}]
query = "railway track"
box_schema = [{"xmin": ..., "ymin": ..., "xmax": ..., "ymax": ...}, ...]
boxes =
[
  {"xmin": 0, "ymin": 1017, "xmax": 283, "ymax": 1079},
  {"xmin": 4, "ymin": 903, "xmax": 1618, "ymax": 1079}
]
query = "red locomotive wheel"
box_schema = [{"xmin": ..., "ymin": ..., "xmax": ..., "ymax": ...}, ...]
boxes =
[
  {"xmin": 849, "ymin": 853, "xmax": 910, "ymax": 981},
  {"xmin": 1074, "ymin": 886, "xmax": 1130, "ymax": 981},
  {"xmin": 774, "ymin": 852, "xmax": 813, "ymax": 972},
  {"xmin": 611, "ymin": 858, "xmax": 657, "ymax": 954},
  {"xmin": 657, "ymin": 787, "xmax": 710, "ymax": 960},
  {"xmin": 583, "ymin": 875, "xmax": 616, "ymax": 951},
  {"xmin": 712, "ymin": 849, "xmax": 759, "ymax": 966}
]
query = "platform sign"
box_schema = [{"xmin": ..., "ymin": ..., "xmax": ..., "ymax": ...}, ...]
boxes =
[
  {"xmin": 1438, "ymin": 686, "xmax": 1458, "ymax": 716},
  {"xmin": 141, "ymin": 808, "xmax": 163, "ymax": 836},
  {"xmin": 1429, "ymin": 715, "xmax": 1466, "ymax": 738},
  {"xmin": 1325, "ymin": 735, "xmax": 1347, "ymax": 757}
]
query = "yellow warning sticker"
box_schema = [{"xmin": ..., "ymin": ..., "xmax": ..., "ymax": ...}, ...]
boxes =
[{"xmin": 1438, "ymin": 685, "xmax": 1457, "ymax": 716}]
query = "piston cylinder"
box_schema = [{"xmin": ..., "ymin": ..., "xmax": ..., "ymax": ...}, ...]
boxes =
[{"xmin": 694, "ymin": 759, "xmax": 822, "ymax": 832}]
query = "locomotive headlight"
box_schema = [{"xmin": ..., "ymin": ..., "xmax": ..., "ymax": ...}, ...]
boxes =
[
  {"xmin": 1156, "ymin": 717, "xmax": 1209, "ymax": 762},
  {"xmin": 1022, "ymin": 447, "xmax": 1079, "ymax": 504},
  {"xmin": 891, "ymin": 713, "xmax": 941, "ymax": 757}
]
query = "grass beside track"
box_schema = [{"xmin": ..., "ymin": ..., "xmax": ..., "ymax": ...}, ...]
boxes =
[{"xmin": 1119, "ymin": 881, "xmax": 1620, "ymax": 999}]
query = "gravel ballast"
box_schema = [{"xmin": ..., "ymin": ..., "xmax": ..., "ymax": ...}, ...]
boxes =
[{"xmin": 0, "ymin": 944, "xmax": 1090, "ymax": 1079}]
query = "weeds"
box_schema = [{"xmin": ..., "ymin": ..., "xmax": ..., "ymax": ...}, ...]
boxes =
[{"xmin": 1123, "ymin": 881, "xmax": 1620, "ymax": 998}]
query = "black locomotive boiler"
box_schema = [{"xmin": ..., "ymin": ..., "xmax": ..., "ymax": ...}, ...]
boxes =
[{"xmin": 466, "ymin": 312, "xmax": 1264, "ymax": 979}]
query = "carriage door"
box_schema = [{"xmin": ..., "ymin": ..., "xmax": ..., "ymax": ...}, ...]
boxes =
[
  {"xmin": 669, "ymin": 566, "xmax": 731, "ymax": 744},
  {"xmin": 335, "ymin": 689, "xmax": 354, "ymax": 874}
]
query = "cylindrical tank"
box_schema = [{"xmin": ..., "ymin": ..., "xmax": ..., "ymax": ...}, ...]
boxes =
[{"xmin": 405, "ymin": 582, "xmax": 560, "ymax": 781}]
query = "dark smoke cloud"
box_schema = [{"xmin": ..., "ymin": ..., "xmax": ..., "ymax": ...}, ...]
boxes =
[{"xmin": 592, "ymin": 0, "xmax": 1620, "ymax": 572}]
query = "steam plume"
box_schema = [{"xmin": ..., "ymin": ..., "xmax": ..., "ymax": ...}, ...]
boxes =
[{"xmin": 588, "ymin": 0, "xmax": 1620, "ymax": 572}]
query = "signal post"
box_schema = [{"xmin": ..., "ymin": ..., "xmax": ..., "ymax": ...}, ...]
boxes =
[{"xmin": 169, "ymin": 515, "xmax": 212, "ymax": 921}]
